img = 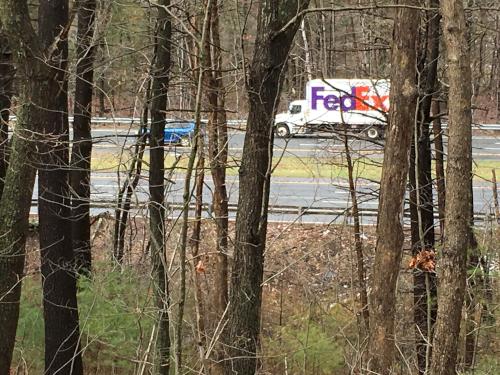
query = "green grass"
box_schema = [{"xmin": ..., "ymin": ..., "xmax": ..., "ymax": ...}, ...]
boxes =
[
  {"xmin": 91, "ymin": 151, "xmax": 500, "ymax": 182},
  {"xmin": 14, "ymin": 263, "xmax": 154, "ymax": 373},
  {"xmin": 263, "ymin": 302, "xmax": 353, "ymax": 375}
]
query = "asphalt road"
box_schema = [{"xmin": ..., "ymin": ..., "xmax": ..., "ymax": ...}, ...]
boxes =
[
  {"xmin": 31, "ymin": 172, "xmax": 499, "ymax": 225},
  {"xmin": 31, "ymin": 174, "xmax": 499, "ymax": 224},
  {"xmin": 89, "ymin": 128, "xmax": 500, "ymax": 160},
  {"xmin": 26, "ymin": 128, "xmax": 500, "ymax": 224}
]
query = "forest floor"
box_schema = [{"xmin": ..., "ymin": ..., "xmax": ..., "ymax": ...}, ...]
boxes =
[{"xmin": 12, "ymin": 218, "xmax": 500, "ymax": 374}]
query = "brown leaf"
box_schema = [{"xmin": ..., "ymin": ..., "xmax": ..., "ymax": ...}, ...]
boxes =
[
  {"xmin": 195, "ymin": 260, "xmax": 205, "ymax": 273},
  {"xmin": 408, "ymin": 249, "xmax": 436, "ymax": 272}
]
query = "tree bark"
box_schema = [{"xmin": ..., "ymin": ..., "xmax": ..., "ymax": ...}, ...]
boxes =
[
  {"xmin": 225, "ymin": 1, "xmax": 310, "ymax": 374},
  {"xmin": 113, "ymin": 95, "xmax": 149, "ymax": 263},
  {"xmin": 198, "ymin": 3, "xmax": 229, "ymax": 372},
  {"xmin": 368, "ymin": 4, "xmax": 420, "ymax": 373},
  {"xmin": 343, "ymin": 133, "xmax": 369, "ymax": 332},
  {"xmin": 0, "ymin": 1, "xmax": 76, "ymax": 372},
  {"xmin": 409, "ymin": 3, "xmax": 440, "ymax": 372},
  {"xmin": 189, "ymin": 134, "xmax": 208, "ymax": 371},
  {"xmin": 0, "ymin": 32, "xmax": 13, "ymax": 201},
  {"xmin": 0, "ymin": 68, "xmax": 46, "ymax": 375},
  {"xmin": 113, "ymin": 125, "xmax": 148, "ymax": 263},
  {"xmin": 175, "ymin": 2, "xmax": 212, "ymax": 372},
  {"xmin": 38, "ymin": 0, "xmax": 84, "ymax": 373},
  {"xmin": 204, "ymin": 0, "xmax": 229, "ymax": 331},
  {"xmin": 432, "ymin": 100, "xmax": 446, "ymax": 242},
  {"xmin": 71, "ymin": 0, "xmax": 97, "ymax": 276},
  {"xmin": 430, "ymin": 0, "xmax": 473, "ymax": 373},
  {"xmin": 149, "ymin": 2, "xmax": 172, "ymax": 373}
]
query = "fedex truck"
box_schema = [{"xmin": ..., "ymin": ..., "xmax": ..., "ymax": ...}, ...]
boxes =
[{"xmin": 274, "ymin": 79, "xmax": 390, "ymax": 139}]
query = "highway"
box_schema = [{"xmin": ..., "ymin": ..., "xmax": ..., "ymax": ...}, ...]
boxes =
[
  {"xmin": 28, "ymin": 126, "xmax": 500, "ymax": 224},
  {"xmin": 89, "ymin": 127, "xmax": 500, "ymax": 159}
]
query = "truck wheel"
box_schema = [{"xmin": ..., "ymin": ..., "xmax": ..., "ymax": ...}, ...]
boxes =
[
  {"xmin": 275, "ymin": 123, "xmax": 291, "ymax": 138},
  {"xmin": 366, "ymin": 127, "xmax": 380, "ymax": 140}
]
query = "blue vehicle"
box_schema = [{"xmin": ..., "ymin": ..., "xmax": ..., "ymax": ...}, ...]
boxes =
[{"xmin": 163, "ymin": 120, "xmax": 195, "ymax": 146}]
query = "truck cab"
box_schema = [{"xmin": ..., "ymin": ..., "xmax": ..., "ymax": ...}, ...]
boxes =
[{"xmin": 274, "ymin": 100, "xmax": 310, "ymax": 137}]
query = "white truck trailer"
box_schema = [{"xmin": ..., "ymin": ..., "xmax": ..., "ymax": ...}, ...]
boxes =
[{"xmin": 274, "ymin": 79, "xmax": 390, "ymax": 139}]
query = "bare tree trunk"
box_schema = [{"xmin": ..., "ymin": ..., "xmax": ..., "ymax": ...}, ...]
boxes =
[
  {"xmin": 300, "ymin": 18, "xmax": 313, "ymax": 81},
  {"xmin": 464, "ymin": 164, "xmax": 480, "ymax": 370},
  {"xmin": 199, "ymin": 2, "xmax": 229, "ymax": 372},
  {"xmin": 225, "ymin": 2, "xmax": 310, "ymax": 374},
  {"xmin": 430, "ymin": 0, "xmax": 473, "ymax": 373},
  {"xmin": 37, "ymin": 1, "xmax": 84, "ymax": 372},
  {"xmin": 0, "ymin": 33, "xmax": 13, "ymax": 201},
  {"xmin": 175, "ymin": 2, "xmax": 212, "ymax": 372},
  {"xmin": 492, "ymin": 169, "xmax": 499, "ymax": 220},
  {"xmin": 201, "ymin": 0, "xmax": 230, "ymax": 334},
  {"xmin": 409, "ymin": 4, "xmax": 440, "ymax": 372},
  {"xmin": 113, "ymin": 105, "xmax": 148, "ymax": 263},
  {"xmin": 464, "ymin": 252, "xmax": 480, "ymax": 371},
  {"xmin": 368, "ymin": 4, "xmax": 420, "ymax": 373},
  {"xmin": 343, "ymin": 133, "xmax": 369, "ymax": 331},
  {"xmin": 0, "ymin": 79, "xmax": 40, "ymax": 375},
  {"xmin": 98, "ymin": 74, "xmax": 105, "ymax": 116},
  {"xmin": 71, "ymin": 0, "xmax": 97, "ymax": 276},
  {"xmin": 189, "ymin": 135, "xmax": 207, "ymax": 370},
  {"xmin": 432, "ymin": 99, "xmax": 446, "ymax": 241},
  {"xmin": 149, "ymin": 1, "xmax": 172, "ymax": 373},
  {"xmin": 0, "ymin": 2, "xmax": 55, "ymax": 371}
]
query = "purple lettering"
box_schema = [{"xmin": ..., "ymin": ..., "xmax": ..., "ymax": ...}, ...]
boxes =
[
  {"xmin": 311, "ymin": 86, "xmax": 324, "ymax": 110},
  {"xmin": 324, "ymin": 95, "xmax": 340, "ymax": 110},
  {"xmin": 311, "ymin": 86, "xmax": 369, "ymax": 112},
  {"xmin": 340, "ymin": 87, "xmax": 357, "ymax": 111}
]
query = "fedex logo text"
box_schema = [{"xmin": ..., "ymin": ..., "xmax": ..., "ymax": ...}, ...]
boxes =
[{"xmin": 310, "ymin": 86, "xmax": 389, "ymax": 112}]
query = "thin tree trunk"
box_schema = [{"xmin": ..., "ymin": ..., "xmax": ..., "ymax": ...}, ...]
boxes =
[
  {"xmin": 149, "ymin": 1, "xmax": 171, "ymax": 373},
  {"xmin": 343, "ymin": 133, "xmax": 369, "ymax": 331},
  {"xmin": 200, "ymin": 2, "xmax": 229, "ymax": 372},
  {"xmin": 410, "ymin": 3, "xmax": 440, "ymax": 372},
  {"xmin": 202, "ymin": 0, "xmax": 229, "ymax": 330},
  {"xmin": 0, "ymin": 33, "xmax": 13, "ymax": 201},
  {"xmin": 98, "ymin": 74, "xmax": 105, "ymax": 116},
  {"xmin": 113, "ymin": 104, "xmax": 148, "ymax": 263},
  {"xmin": 430, "ymin": 0, "xmax": 473, "ymax": 373},
  {"xmin": 464, "ymin": 253, "xmax": 480, "ymax": 370},
  {"xmin": 71, "ymin": 0, "xmax": 97, "ymax": 276},
  {"xmin": 300, "ymin": 18, "xmax": 313, "ymax": 81},
  {"xmin": 175, "ymin": 2, "xmax": 212, "ymax": 372},
  {"xmin": 225, "ymin": 2, "xmax": 310, "ymax": 374},
  {"xmin": 368, "ymin": 4, "xmax": 420, "ymax": 373},
  {"xmin": 465, "ymin": 158, "xmax": 480, "ymax": 370},
  {"xmin": 189, "ymin": 136, "xmax": 207, "ymax": 371},
  {"xmin": 492, "ymin": 169, "xmax": 499, "ymax": 220},
  {"xmin": 432, "ymin": 100, "xmax": 446, "ymax": 241},
  {"xmin": 38, "ymin": 0, "xmax": 84, "ymax": 372}
]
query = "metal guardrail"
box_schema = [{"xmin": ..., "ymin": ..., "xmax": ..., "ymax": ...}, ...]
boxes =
[
  {"xmin": 9, "ymin": 115, "xmax": 500, "ymax": 131},
  {"xmin": 29, "ymin": 199, "xmax": 496, "ymax": 222},
  {"xmin": 8, "ymin": 115, "xmax": 246, "ymax": 127}
]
